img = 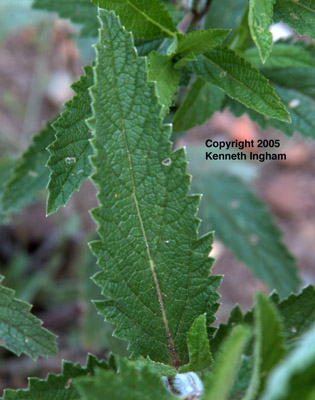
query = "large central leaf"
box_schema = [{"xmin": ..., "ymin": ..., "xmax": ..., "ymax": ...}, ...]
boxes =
[{"xmin": 88, "ymin": 10, "xmax": 220, "ymax": 367}]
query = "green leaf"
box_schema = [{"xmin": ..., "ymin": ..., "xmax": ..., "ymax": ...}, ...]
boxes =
[
  {"xmin": 261, "ymin": 324, "xmax": 315, "ymax": 400},
  {"xmin": 210, "ymin": 305, "xmax": 245, "ymax": 357},
  {"xmin": 2, "ymin": 123, "xmax": 55, "ymax": 213},
  {"xmin": 173, "ymin": 77, "xmax": 225, "ymax": 133},
  {"xmin": 248, "ymin": 0, "xmax": 276, "ymax": 63},
  {"xmin": 274, "ymin": 85, "xmax": 315, "ymax": 139},
  {"xmin": 132, "ymin": 358, "xmax": 176, "ymax": 376},
  {"xmin": 244, "ymin": 292, "xmax": 286, "ymax": 399},
  {"xmin": 88, "ymin": 9, "xmax": 220, "ymax": 367},
  {"xmin": 263, "ymin": 68, "xmax": 315, "ymax": 99},
  {"xmin": 230, "ymin": 356, "xmax": 253, "ymax": 400},
  {"xmin": 2, "ymin": 354, "xmax": 108, "ymax": 399},
  {"xmin": 273, "ymin": 0, "xmax": 315, "ymax": 41},
  {"xmin": 32, "ymin": 0, "xmax": 98, "ymax": 37},
  {"xmin": 270, "ymin": 286, "xmax": 315, "ymax": 347},
  {"xmin": 256, "ymin": 293, "xmax": 286, "ymax": 380},
  {"xmin": 148, "ymin": 52, "xmax": 179, "ymax": 115},
  {"xmin": 78, "ymin": 251, "xmax": 129, "ymax": 355},
  {"xmin": 169, "ymin": 30, "xmax": 230, "ymax": 59},
  {"xmin": 189, "ymin": 46, "xmax": 291, "ymax": 122},
  {"xmin": 225, "ymin": 88, "xmax": 315, "ymax": 139},
  {"xmin": 74, "ymin": 358, "xmax": 176, "ymax": 400},
  {"xmin": 0, "ymin": 157, "xmax": 15, "ymax": 223},
  {"xmin": 204, "ymin": 0, "xmax": 248, "ymax": 30},
  {"xmin": 245, "ymin": 44, "xmax": 315, "ymax": 69},
  {"xmin": 211, "ymin": 286, "xmax": 315, "ymax": 357},
  {"xmin": 189, "ymin": 171, "xmax": 300, "ymax": 298},
  {"xmin": 203, "ymin": 325, "xmax": 251, "ymax": 400},
  {"xmin": 0, "ymin": 275, "xmax": 57, "ymax": 360},
  {"xmin": 93, "ymin": 0, "xmax": 176, "ymax": 39},
  {"xmin": 46, "ymin": 66, "xmax": 93, "ymax": 215},
  {"xmin": 179, "ymin": 314, "xmax": 213, "ymax": 373},
  {"xmin": 135, "ymin": 38, "xmax": 164, "ymax": 57}
]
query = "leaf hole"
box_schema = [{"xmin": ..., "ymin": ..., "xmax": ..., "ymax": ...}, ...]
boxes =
[
  {"xmin": 65, "ymin": 157, "xmax": 76, "ymax": 164},
  {"xmin": 162, "ymin": 158, "xmax": 171, "ymax": 166}
]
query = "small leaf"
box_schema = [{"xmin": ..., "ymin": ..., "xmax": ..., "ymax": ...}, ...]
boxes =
[
  {"xmin": 2, "ymin": 123, "xmax": 55, "ymax": 213},
  {"xmin": 74, "ymin": 358, "xmax": 176, "ymax": 400},
  {"xmin": 180, "ymin": 314, "xmax": 213, "ymax": 373},
  {"xmin": 244, "ymin": 293, "xmax": 286, "ymax": 399},
  {"xmin": 204, "ymin": 0, "xmax": 248, "ymax": 30},
  {"xmin": 248, "ymin": 0, "xmax": 276, "ymax": 63},
  {"xmin": 169, "ymin": 30, "xmax": 230, "ymax": 59},
  {"xmin": 173, "ymin": 77, "xmax": 225, "ymax": 133},
  {"xmin": 2, "ymin": 354, "xmax": 108, "ymax": 399},
  {"xmin": 273, "ymin": 0, "xmax": 315, "ymax": 41},
  {"xmin": 93, "ymin": 0, "xmax": 177, "ymax": 39},
  {"xmin": 245, "ymin": 44, "xmax": 315, "ymax": 69},
  {"xmin": 148, "ymin": 52, "xmax": 179, "ymax": 115},
  {"xmin": 189, "ymin": 46, "xmax": 291, "ymax": 122},
  {"xmin": 46, "ymin": 66, "xmax": 93, "ymax": 215},
  {"xmin": 261, "ymin": 324, "xmax": 315, "ymax": 400},
  {"xmin": 88, "ymin": 9, "xmax": 220, "ymax": 367},
  {"xmin": 32, "ymin": 0, "xmax": 98, "ymax": 37},
  {"xmin": 203, "ymin": 325, "xmax": 251, "ymax": 400},
  {"xmin": 189, "ymin": 171, "xmax": 300, "ymax": 298},
  {"xmin": 0, "ymin": 275, "xmax": 57, "ymax": 360}
]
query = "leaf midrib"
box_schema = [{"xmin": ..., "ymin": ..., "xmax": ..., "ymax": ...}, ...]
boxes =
[{"xmin": 126, "ymin": 0, "xmax": 175, "ymax": 38}]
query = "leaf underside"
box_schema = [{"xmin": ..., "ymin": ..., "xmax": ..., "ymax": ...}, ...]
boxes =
[{"xmin": 88, "ymin": 10, "xmax": 220, "ymax": 367}]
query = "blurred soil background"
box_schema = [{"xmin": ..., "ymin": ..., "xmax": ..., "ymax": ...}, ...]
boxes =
[{"xmin": 0, "ymin": 0, "xmax": 314, "ymax": 393}]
